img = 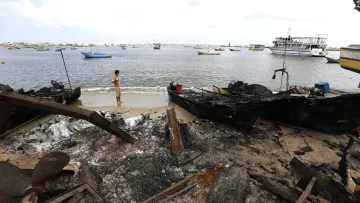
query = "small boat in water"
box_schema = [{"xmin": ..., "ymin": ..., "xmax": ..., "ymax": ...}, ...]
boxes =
[
  {"xmin": 154, "ymin": 43, "xmax": 161, "ymax": 49},
  {"xmin": 55, "ymin": 48, "xmax": 67, "ymax": 51},
  {"xmin": 249, "ymin": 44, "xmax": 265, "ymax": 51},
  {"xmin": 81, "ymin": 52, "xmax": 112, "ymax": 58},
  {"xmin": 214, "ymin": 48, "xmax": 225, "ymax": 51},
  {"xmin": 8, "ymin": 47, "xmax": 18, "ymax": 50},
  {"xmin": 229, "ymin": 48, "xmax": 241, "ymax": 51},
  {"xmin": 198, "ymin": 48, "xmax": 220, "ymax": 55},
  {"xmin": 70, "ymin": 47, "xmax": 77, "ymax": 50},
  {"xmin": 193, "ymin": 45, "xmax": 203, "ymax": 49},
  {"xmin": 36, "ymin": 47, "xmax": 50, "ymax": 51},
  {"xmin": 326, "ymin": 56, "xmax": 340, "ymax": 63}
]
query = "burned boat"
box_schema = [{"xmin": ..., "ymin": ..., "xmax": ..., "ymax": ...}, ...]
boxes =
[
  {"xmin": 0, "ymin": 80, "xmax": 81, "ymax": 134},
  {"xmin": 167, "ymin": 82, "xmax": 289, "ymax": 127},
  {"xmin": 214, "ymin": 80, "xmax": 360, "ymax": 134}
]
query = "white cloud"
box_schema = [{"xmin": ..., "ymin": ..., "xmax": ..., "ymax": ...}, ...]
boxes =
[{"xmin": 2, "ymin": 0, "xmax": 360, "ymax": 46}]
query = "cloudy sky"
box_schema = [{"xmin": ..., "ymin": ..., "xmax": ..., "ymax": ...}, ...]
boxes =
[{"xmin": 0, "ymin": 0, "xmax": 358, "ymax": 46}]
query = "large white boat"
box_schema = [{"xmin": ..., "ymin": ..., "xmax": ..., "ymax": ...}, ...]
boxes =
[{"xmin": 270, "ymin": 34, "xmax": 328, "ymax": 57}]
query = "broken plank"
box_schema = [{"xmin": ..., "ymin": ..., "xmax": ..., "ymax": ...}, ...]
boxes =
[
  {"xmin": 296, "ymin": 177, "xmax": 317, "ymax": 203},
  {"xmin": 167, "ymin": 108, "xmax": 184, "ymax": 153},
  {"xmin": 256, "ymin": 176, "xmax": 299, "ymax": 203},
  {"xmin": 0, "ymin": 92, "xmax": 136, "ymax": 143},
  {"xmin": 142, "ymin": 175, "xmax": 193, "ymax": 203},
  {"xmin": 0, "ymin": 154, "xmax": 75, "ymax": 171}
]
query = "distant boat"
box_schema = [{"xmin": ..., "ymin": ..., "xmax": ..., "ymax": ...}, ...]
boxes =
[
  {"xmin": 70, "ymin": 47, "xmax": 77, "ymax": 50},
  {"xmin": 326, "ymin": 56, "xmax": 340, "ymax": 63},
  {"xmin": 183, "ymin": 45, "xmax": 192, "ymax": 47},
  {"xmin": 132, "ymin": 45, "xmax": 139, "ymax": 48},
  {"xmin": 229, "ymin": 48, "xmax": 241, "ymax": 51},
  {"xmin": 249, "ymin": 44, "xmax": 265, "ymax": 51},
  {"xmin": 8, "ymin": 47, "xmax": 18, "ymax": 50},
  {"xmin": 193, "ymin": 45, "xmax": 203, "ymax": 49},
  {"xmin": 81, "ymin": 52, "xmax": 112, "ymax": 58},
  {"xmin": 55, "ymin": 48, "xmax": 66, "ymax": 51},
  {"xmin": 154, "ymin": 43, "xmax": 161, "ymax": 49},
  {"xmin": 36, "ymin": 47, "xmax": 50, "ymax": 51},
  {"xmin": 120, "ymin": 45, "xmax": 126, "ymax": 49},
  {"xmin": 198, "ymin": 49, "xmax": 220, "ymax": 55},
  {"xmin": 214, "ymin": 48, "xmax": 225, "ymax": 51}
]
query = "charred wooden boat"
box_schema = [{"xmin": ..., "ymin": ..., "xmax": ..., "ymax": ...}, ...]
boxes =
[
  {"xmin": 213, "ymin": 80, "xmax": 360, "ymax": 134},
  {"xmin": 0, "ymin": 80, "xmax": 81, "ymax": 133},
  {"xmin": 168, "ymin": 83, "xmax": 289, "ymax": 127}
]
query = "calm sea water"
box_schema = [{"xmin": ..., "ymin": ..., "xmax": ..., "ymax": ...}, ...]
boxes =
[{"xmin": 1, "ymin": 45, "xmax": 359, "ymax": 93}]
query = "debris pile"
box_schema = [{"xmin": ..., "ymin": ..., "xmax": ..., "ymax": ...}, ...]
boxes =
[{"xmin": 1, "ymin": 108, "xmax": 360, "ymax": 202}]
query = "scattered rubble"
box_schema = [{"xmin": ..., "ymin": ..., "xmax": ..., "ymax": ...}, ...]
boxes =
[{"xmin": 0, "ymin": 109, "xmax": 359, "ymax": 202}]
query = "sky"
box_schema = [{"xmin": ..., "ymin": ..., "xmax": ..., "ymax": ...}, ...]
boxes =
[{"xmin": 0, "ymin": 0, "xmax": 358, "ymax": 46}]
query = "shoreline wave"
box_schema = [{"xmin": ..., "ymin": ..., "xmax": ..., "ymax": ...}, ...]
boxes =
[{"xmin": 81, "ymin": 86, "xmax": 212, "ymax": 94}]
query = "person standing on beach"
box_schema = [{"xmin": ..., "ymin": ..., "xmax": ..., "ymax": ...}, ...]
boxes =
[{"xmin": 111, "ymin": 70, "xmax": 121, "ymax": 104}]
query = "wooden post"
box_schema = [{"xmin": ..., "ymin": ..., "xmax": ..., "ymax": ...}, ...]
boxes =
[
  {"xmin": 296, "ymin": 177, "xmax": 317, "ymax": 203},
  {"xmin": 166, "ymin": 108, "xmax": 184, "ymax": 153}
]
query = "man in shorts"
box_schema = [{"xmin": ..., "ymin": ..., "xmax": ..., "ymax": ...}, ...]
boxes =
[{"xmin": 111, "ymin": 70, "xmax": 121, "ymax": 104}]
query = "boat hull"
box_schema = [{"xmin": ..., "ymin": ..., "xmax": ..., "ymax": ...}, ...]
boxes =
[
  {"xmin": 229, "ymin": 49, "xmax": 241, "ymax": 51},
  {"xmin": 326, "ymin": 57, "xmax": 340, "ymax": 64},
  {"xmin": 249, "ymin": 48, "xmax": 264, "ymax": 51},
  {"xmin": 270, "ymin": 48, "xmax": 312, "ymax": 56},
  {"xmin": 340, "ymin": 47, "xmax": 360, "ymax": 74},
  {"xmin": 167, "ymin": 87, "xmax": 260, "ymax": 126},
  {"xmin": 81, "ymin": 52, "xmax": 112, "ymax": 58}
]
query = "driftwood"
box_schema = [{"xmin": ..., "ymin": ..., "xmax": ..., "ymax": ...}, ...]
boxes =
[
  {"xmin": 339, "ymin": 137, "xmax": 357, "ymax": 193},
  {"xmin": 166, "ymin": 108, "xmax": 184, "ymax": 153}
]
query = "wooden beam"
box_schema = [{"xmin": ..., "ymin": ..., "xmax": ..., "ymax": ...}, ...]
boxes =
[
  {"xmin": 166, "ymin": 108, "xmax": 184, "ymax": 153},
  {"xmin": 0, "ymin": 92, "xmax": 136, "ymax": 143},
  {"xmin": 0, "ymin": 154, "xmax": 75, "ymax": 171},
  {"xmin": 296, "ymin": 177, "xmax": 317, "ymax": 203}
]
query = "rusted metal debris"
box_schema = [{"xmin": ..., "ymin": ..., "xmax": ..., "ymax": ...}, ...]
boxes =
[
  {"xmin": 0, "ymin": 91, "xmax": 136, "ymax": 143},
  {"xmin": 296, "ymin": 177, "xmax": 317, "ymax": 203},
  {"xmin": 0, "ymin": 151, "xmax": 71, "ymax": 203},
  {"xmin": 166, "ymin": 107, "xmax": 184, "ymax": 153}
]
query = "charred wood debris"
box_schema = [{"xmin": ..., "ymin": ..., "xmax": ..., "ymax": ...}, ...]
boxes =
[{"xmin": 1, "ymin": 107, "xmax": 360, "ymax": 203}]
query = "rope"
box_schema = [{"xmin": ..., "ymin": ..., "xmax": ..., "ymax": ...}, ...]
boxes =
[{"xmin": 60, "ymin": 50, "xmax": 72, "ymax": 91}]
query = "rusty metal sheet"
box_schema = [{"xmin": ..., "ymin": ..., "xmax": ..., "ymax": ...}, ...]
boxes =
[
  {"xmin": 32, "ymin": 152, "xmax": 70, "ymax": 189},
  {"xmin": 167, "ymin": 108, "xmax": 184, "ymax": 153},
  {"xmin": 0, "ymin": 161, "xmax": 31, "ymax": 196}
]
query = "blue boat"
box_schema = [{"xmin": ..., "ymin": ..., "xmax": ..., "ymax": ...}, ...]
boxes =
[{"xmin": 81, "ymin": 52, "xmax": 112, "ymax": 58}]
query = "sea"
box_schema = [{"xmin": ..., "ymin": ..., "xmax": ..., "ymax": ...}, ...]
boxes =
[{"xmin": 1, "ymin": 45, "xmax": 359, "ymax": 93}]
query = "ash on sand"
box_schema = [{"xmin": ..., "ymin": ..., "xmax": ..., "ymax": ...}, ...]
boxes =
[{"xmin": 0, "ymin": 110, "xmax": 308, "ymax": 202}]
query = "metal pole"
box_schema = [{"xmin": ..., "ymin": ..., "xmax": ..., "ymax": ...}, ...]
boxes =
[{"xmin": 60, "ymin": 50, "xmax": 72, "ymax": 90}]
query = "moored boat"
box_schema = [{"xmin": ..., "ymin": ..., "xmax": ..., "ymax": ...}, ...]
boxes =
[
  {"xmin": 81, "ymin": 52, "xmax": 112, "ymax": 58},
  {"xmin": 326, "ymin": 56, "xmax": 340, "ymax": 63},
  {"xmin": 167, "ymin": 83, "xmax": 288, "ymax": 127},
  {"xmin": 55, "ymin": 48, "xmax": 67, "ymax": 51},
  {"xmin": 8, "ymin": 47, "xmax": 18, "ymax": 50},
  {"xmin": 340, "ymin": 45, "xmax": 360, "ymax": 73},
  {"xmin": 249, "ymin": 44, "xmax": 265, "ymax": 51},
  {"xmin": 229, "ymin": 48, "xmax": 241, "ymax": 51},
  {"xmin": 36, "ymin": 47, "xmax": 50, "ymax": 51},
  {"xmin": 154, "ymin": 43, "xmax": 161, "ymax": 49},
  {"xmin": 213, "ymin": 80, "xmax": 360, "ymax": 134},
  {"xmin": 270, "ymin": 34, "xmax": 328, "ymax": 56},
  {"xmin": 214, "ymin": 48, "xmax": 225, "ymax": 51},
  {"xmin": 198, "ymin": 49, "xmax": 220, "ymax": 55},
  {"xmin": 70, "ymin": 47, "xmax": 77, "ymax": 50}
]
